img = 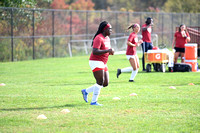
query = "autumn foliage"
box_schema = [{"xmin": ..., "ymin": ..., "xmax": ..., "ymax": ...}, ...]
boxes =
[
  {"xmin": 51, "ymin": 0, "xmax": 95, "ymax": 10},
  {"xmin": 70, "ymin": 0, "xmax": 94, "ymax": 10},
  {"xmin": 50, "ymin": 0, "xmax": 69, "ymax": 9},
  {"xmin": 47, "ymin": 0, "xmax": 95, "ymax": 35}
]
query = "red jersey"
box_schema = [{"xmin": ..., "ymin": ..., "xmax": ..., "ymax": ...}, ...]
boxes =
[
  {"xmin": 174, "ymin": 31, "xmax": 190, "ymax": 48},
  {"xmin": 126, "ymin": 32, "xmax": 138, "ymax": 55},
  {"xmin": 89, "ymin": 34, "xmax": 111, "ymax": 64},
  {"xmin": 142, "ymin": 24, "xmax": 152, "ymax": 42}
]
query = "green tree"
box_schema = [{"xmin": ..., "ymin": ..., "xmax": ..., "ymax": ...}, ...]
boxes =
[
  {"xmin": 163, "ymin": 0, "xmax": 200, "ymax": 13},
  {"xmin": 0, "ymin": 0, "xmax": 36, "ymax": 8},
  {"xmin": 111, "ymin": 0, "xmax": 135, "ymax": 11},
  {"xmin": 134, "ymin": 0, "xmax": 167, "ymax": 12},
  {"xmin": 0, "ymin": 0, "xmax": 40, "ymax": 61},
  {"xmin": 106, "ymin": 0, "xmax": 136, "ymax": 11},
  {"xmin": 36, "ymin": 0, "xmax": 53, "ymax": 8}
]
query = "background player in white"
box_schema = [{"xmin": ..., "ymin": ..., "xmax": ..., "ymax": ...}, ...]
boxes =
[{"xmin": 81, "ymin": 21, "xmax": 114, "ymax": 106}]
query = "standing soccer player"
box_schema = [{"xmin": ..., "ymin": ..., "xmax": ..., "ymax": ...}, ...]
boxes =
[
  {"xmin": 81, "ymin": 21, "xmax": 114, "ymax": 106},
  {"xmin": 141, "ymin": 17, "xmax": 153, "ymax": 71},
  {"xmin": 117, "ymin": 23, "xmax": 143, "ymax": 82},
  {"xmin": 172, "ymin": 24, "xmax": 190, "ymax": 63}
]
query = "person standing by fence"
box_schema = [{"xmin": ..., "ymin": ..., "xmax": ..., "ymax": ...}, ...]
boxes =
[
  {"xmin": 116, "ymin": 23, "xmax": 143, "ymax": 82},
  {"xmin": 81, "ymin": 21, "xmax": 114, "ymax": 106},
  {"xmin": 141, "ymin": 17, "xmax": 154, "ymax": 71},
  {"xmin": 172, "ymin": 24, "xmax": 190, "ymax": 63}
]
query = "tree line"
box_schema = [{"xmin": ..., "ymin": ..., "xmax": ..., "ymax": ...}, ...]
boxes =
[{"xmin": 0, "ymin": 0, "xmax": 199, "ymax": 13}]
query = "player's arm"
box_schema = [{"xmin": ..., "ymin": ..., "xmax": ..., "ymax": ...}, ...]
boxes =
[
  {"xmin": 186, "ymin": 36, "xmax": 191, "ymax": 42},
  {"xmin": 185, "ymin": 32, "xmax": 191, "ymax": 42},
  {"xmin": 127, "ymin": 39, "xmax": 143, "ymax": 47},
  {"xmin": 127, "ymin": 41, "xmax": 136, "ymax": 47},
  {"xmin": 137, "ymin": 40, "xmax": 143, "ymax": 46},
  {"xmin": 142, "ymin": 25, "xmax": 150, "ymax": 31},
  {"xmin": 93, "ymin": 48, "xmax": 114, "ymax": 55},
  {"xmin": 172, "ymin": 37, "xmax": 176, "ymax": 49}
]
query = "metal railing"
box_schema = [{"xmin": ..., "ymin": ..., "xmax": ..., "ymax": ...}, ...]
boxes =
[{"xmin": 67, "ymin": 34, "xmax": 158, "ymax": 57}]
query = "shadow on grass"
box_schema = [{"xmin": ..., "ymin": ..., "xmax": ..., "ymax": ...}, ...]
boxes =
[
  {"xmin": 161, "ymin": 84, "xmax": 187, "ymax": 87},
  {"xmin": 109, "ymin": 70, "xmax": 173, "ymax": 73},
  {"xmin": 77, "ymin": 71, "xmax": 90, "ymax": 74},
  {"xmin": 49, "ymin": 82, "xmax": 94, "ymax": 86},
  {"xmin": 0, "ymin": 104, "xmax": 80, "ymax": 111}
]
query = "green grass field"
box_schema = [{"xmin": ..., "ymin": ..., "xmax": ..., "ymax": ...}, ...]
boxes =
[{"xmin": 0, "ymin": 55, "xmax": 200, "ymax": 132}]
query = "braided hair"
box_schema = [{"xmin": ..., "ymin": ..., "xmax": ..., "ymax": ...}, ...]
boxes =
[{"xmin": 91, "ymin": 21, "xmax": 109, "ymax": 46}]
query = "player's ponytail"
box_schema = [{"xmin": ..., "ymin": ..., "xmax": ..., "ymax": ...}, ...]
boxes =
[
  {"xmin": 127, "ymin": 24, "xmax": 134, "ymax": 32},
  {"xmin": 127, "ymin": 23, "xmax": 138, "ymax": 32},
  {"xmin": 91, "ymin": 21, "xmax": 109, "ymax": 47}
]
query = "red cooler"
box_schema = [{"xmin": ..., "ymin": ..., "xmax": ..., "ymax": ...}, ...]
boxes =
[
  {"xmin": 185, "ymin": 43, "xmax": 197, "ymax": 60},
  {"xmin": 185, "ymin": 60, "xmax": 197, "ymax": 72}
]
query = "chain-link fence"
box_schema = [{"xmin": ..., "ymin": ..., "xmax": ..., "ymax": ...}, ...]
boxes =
[{"xmin": 0, "ymin": 7, "xmax": 199, "ymax": 61}]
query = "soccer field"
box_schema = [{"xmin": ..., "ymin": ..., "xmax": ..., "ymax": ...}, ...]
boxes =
[{"xmin": 0, "ymin": 55, "xmax": 199, "ymax": 132}]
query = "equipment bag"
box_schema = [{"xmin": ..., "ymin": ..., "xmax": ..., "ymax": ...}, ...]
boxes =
[{"xmin": 173, "ymin": 63, "xmax": 192, "ymax": 72}]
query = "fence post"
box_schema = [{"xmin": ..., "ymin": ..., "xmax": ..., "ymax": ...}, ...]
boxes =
[
  {"xmin": 52, "ymin": 11, "xmax": 55, "ymax": 57},
  {"xmin": 32, "ymin": 9, "xmax": 35, "ymax": 60},
  {"xmin": 140, "ymin": 13, "xmax": 142, "ymax": 26},
  {"xmin": 115, "ymin": 12, "xmax": 118, "ymax": 37},
  {"xmin": 162, "ymin": 13, "xmax": 164, "ymax": 44},
  {"xmin": 181, "ymin": 13, "xmax": 183, "ymax": 23},
  {"xmin": 85, "ymin": 11, "xmax": 89, "ymax": 52},
  {"xmin": 69, "ymin": 11, "xmax": 72, "ymax": 54},
  {"xmin": 198, "ymin": 14, "xmax": 200, "ymax": 27},
  {"xmin": 86, "ymin": 11, "xmax": 88, "ymax": 40},
  {"xmin": 84, "ymin": 42, "xmax": 88, "ymax": 54},
  {"xmin": 127, "ymin": 12, "xmax": 129, "ymax": 26},
  {"xmin": 70, "ymin": 11, "xmax": 72, "ymax": 41},
  {"xmin": 68, "ymin": 43, "xmax": 72, "ymax": 57},
  {"xmin": 127, "ymin": 12, "xmax": 130, "ymax": 36},
  {"xmin": 171, "ymin": 13, "xmax": 174, "ymax": 45},
  {"xmin": 100, "ymin": 11, "xmax": 103, "ymax": 22},
  {"xmin": 10, "ymin": 8, "xmax": 14, "ymax": 62}
]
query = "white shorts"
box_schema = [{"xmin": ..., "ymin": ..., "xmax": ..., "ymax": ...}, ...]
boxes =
[
  {"xmin": 126, "ymin": 55, "xmax": 137, "ymax": 60},
  {"xmin": 89, "ymin": 60, "xmax": 108, "ymax": 72}
]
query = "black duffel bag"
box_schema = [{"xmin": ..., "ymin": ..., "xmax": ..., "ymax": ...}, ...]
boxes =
[{"xmin": 173, "ymin": 63, "xmax": 192, "ymax": 72}]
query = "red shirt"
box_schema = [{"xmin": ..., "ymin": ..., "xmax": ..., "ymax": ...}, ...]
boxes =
[
  {"xmin": 89, "ymin": 34, "xmax": 111, "ymax": 64},
  {"xmin": 142, "ymin": 24, "xmax": 152, "ymax": 42},
  {"xmin": 174, "ymin": 31, "xmax": 190, "ymax": 48},
  {"xmin": 126, "ymin": 32, "xmax": 138, "ymax": 55}
]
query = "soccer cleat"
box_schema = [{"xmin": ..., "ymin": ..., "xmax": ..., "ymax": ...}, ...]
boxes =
[
  {"xmin": 117, "ymin": 69, "xmax": 121, "ymax": 78},
  {"xmin": 129, "ymin": 80, "xmax": 135, "ymax": 82},
  {"xmin": 81, "ymin": 89, "xmax": 88, "ymax": 103},
  {"xmin": 90, "ymin": 102, "xmax": 103, "ymax": 106}
]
